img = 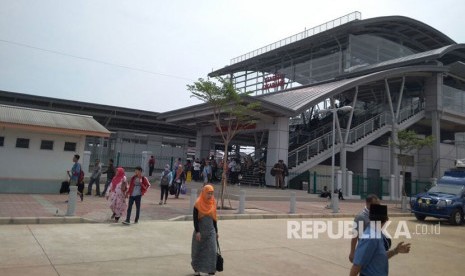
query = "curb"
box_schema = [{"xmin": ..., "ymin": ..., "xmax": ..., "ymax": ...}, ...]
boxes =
[
  {"xmin": 168, "ymin": 212, "xmax": 413, "ymax": 221},
  {"xmin": 1, "ymin": 213, "xmax": 414, "ymax": 224},
  {"xmin": 0, "ymin": 216, "xmax": 97, "ymax": 225}
]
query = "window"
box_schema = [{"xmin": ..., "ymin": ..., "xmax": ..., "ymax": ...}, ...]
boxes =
[
  {"xmin": 40, "ymin": 140, "xmax": 54, "ymax": 150},
  {"xmin": 0, "ymin": 136, "xmax": 4, "ymax": 147},
  {"xmin": 16, "ymin": 138, "xmax": 30, "ymax": 148},
  {"xmin": 64, "ymin": 142, "xmax": 77, "ymax": 152}
]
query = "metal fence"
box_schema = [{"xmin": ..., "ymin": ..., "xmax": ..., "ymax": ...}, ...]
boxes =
[
  {"xmin": 352, "ymin": 175, "xmax": 390, "ymax": 199},
  {"xmin": 89, "ymin": 152, "xmax": 175, "ymax": 171},
  {"xmin": 289, "ymin": 170, "xmax": 433, "ymax": 199}
]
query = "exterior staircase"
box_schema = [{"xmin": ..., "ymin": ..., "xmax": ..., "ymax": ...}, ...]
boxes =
[{"xmin": 288, "ymin": 105, "xmax": 425, "ymax": 178}]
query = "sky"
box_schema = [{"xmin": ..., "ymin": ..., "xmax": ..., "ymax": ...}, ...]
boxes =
[{"xmin": 1, "ymin": 0, "xmax": 464, "ymax": 113}]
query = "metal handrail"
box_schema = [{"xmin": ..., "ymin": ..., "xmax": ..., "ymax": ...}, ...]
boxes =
[
  {"xmin": 230, "ymin": 11, "xmax": 361, "ymax": 65},
  {"xmin": 288, "ymin": 103, "xmax": 424, "ymax": 169}
]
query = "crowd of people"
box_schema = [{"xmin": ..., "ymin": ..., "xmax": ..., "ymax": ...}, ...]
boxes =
[
  {"xmin": 64, "ymin": 154, "xmax": 412, "ymax": 275},
  {"xmin": 64, "ymin": 154, "xmax": 248, "ymax": 223},
  {"xmin": 64, "ymin": 154, "xmax": 294, "ymax": 206}
]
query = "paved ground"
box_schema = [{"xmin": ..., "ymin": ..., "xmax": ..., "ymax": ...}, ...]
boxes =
[
  {"xmin": 0, "ymin": 180, "xmax": 407, "ymax": 223},
  {"xmin": 2, "ymin": 180, "xmax": 463, "ymax": 275},
  {"xmin": 0, "ymin": 217, "xmax": 463, "ymax": 276}
]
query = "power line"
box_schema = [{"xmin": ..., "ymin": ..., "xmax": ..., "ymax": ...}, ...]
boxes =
[{"xmin": 0, "ymin": 38, "xmax": 194, "ymax": 82}]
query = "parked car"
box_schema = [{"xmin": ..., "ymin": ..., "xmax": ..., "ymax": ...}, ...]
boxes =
[{"xmin": 410, "ymin": 170, "xmax": 465, "ymax": 225}]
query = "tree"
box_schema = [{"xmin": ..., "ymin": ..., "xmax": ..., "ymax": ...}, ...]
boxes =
[
  {"xmin": 390, "ymin": 130, "xmax": 434, "ymax": 196},
  {"xmin": 187, "ymin": 77, "xmax": 260, "ymax": 208}
]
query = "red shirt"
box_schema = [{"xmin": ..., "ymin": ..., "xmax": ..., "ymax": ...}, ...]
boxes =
[{"xmin": 127, "ymin": 175, "xmax": 151, "ymax": 196}]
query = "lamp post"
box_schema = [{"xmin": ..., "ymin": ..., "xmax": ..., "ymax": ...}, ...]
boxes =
[{"xmin": 322, "ymin": 105, "xmax": 353, "ymax": 213}]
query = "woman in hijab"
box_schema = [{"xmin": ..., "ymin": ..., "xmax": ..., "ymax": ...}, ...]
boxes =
[
  {"xmin": 159, "ymin": 164, "xmax": 173, "ymax": 205},
  {"xmin": 191, "ymin": 184, "xmax": 218, "ymax": 276},
  {"xmin": 106, "ymin": 167, "xmax": 127, "ymax": 222}
]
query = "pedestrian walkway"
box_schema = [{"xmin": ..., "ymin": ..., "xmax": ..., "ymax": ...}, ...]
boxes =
[
  {"xmin": 1, "ymin": 217, "xmax": 463, "ymax": 276},
  {"xmin": 1, "ymin": 181, "xmax": 462, "ymax": 276},
  {"xmin": 0, "ymin": 180, "xmax": 409, "ymax": 224}
]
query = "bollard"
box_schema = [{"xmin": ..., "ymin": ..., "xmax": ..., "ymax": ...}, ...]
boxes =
[
  {"xmin": 290, "ymin": 192, "xmax": 296, "ymax": 214},
  {"xmin": 65, "ymin": 186, "xmax": 77, "ymax": 216},
  {"xmin": 190, "ymin": 189, "xmax": 198, "ymax": 214},
  {"xmin": 332, "ymin": 192, "xmax": 339, "ymax": 213},
  {"xmin": 238, "ymin": 190, "xmax": 246, "ymax": 214}
]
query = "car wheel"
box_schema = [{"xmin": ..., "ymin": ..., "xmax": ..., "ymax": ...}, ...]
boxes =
[
  {"xmin": 415, "ymin": 214, "xmax": 426, "ymax": 221},
  {"xmin": 449, "ymin": 209, "xmax": 464, "ymax": 225}
]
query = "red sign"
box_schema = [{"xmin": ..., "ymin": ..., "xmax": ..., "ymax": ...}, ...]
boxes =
[{"xmin": 262, "ymin": 73, "xmax": 285, "ymax": 90}]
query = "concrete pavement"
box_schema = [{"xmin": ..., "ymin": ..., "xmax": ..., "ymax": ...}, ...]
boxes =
[
  {"xmin": 3, "ymin": 181, "xmax": 463, "ymax": 275},
  {"xmin": 1, "ymin": 217, "xmax": 464, "ymax": 276},
  {"xmin": 0, "ymin": 181, "xmax": 408, "ymax": 224}
]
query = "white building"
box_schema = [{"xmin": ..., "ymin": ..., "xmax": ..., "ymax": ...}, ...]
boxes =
[{"xmin": 0, "ymin": 104, "xmax": 110, "ymax": 193}]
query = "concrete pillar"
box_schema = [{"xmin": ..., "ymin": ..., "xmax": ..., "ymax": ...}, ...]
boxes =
[
  {"xmin": 425, "ymin": 74, "xmax": 443, "ymax": 178},
  {"xmin": 390, "ymin": 174, "xmax": 396, "ymax": 200},
  {"xmin": 390, "ymin": 134, "xmax": 400, "ymax": 200},
  {"xmin": 347, "ymin": 171, "xmax": 353, "ymax": 199},
  {"xmin": 431, "ymin": 178, "xmax": 437, "ymax": 186},
  {"xmin": 431, "ymin": 111, "xmax": 441, "ymax": 177},
  {"xmin": 340, "ymin": 147, "xmax": 348, "ymax": 196},
  {"xmin": 141, "ymin": 151, "xmax": 152, "ymax": 175},
  {"xmin": 336, "ymin": 170, "xmax": 342, "ymax": 191},
  {"xmin": 399, "ymin": 174, "xmax": 404, "ymax": 198},
  {"xmin": 65, "ymin": 186, "xmax": 77, "ymax": 216},
  {"xmin": 265, "ymin": 117, "xmax": 289, "ymax": 188},
  {"xmin": 82, "ymin": 151, "xmax": 91, "ymax": 173},
  {"xmin": 195, "ymin": 131, "xmax": 202, "ymax": 159}
]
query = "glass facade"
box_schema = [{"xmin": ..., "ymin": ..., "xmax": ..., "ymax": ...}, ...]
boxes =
[
  {"xmin": 345, "ymin": 34, "xmax": 415, "ymax": 72},
  {"xmin": 233, "ymin": 34, "xmax": 416, "ymax": 95},
  {"xmin": 443, "ymin": 85, "xmax": 465, "ymax": 114}
]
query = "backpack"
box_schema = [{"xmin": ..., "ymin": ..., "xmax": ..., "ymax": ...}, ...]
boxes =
[
  {"xmin": 160, "ymin": 171, "xmax": 170, "ymax": 186},
  {"xmin": 78, "ymin": 169, "xmax": 85, "ymax": 184},
  {"xmin": 270, "ymin": 167, "xmax": 276, "ymax": 176}
]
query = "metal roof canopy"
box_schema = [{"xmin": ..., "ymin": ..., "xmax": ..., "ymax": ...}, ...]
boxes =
[
  {"xmin": 157, "ymin": 95, "xmax": 294, "ymax": 127},
  {"xmin": 161, "ymin": 65, "xmax": 447, "ymax": 127},
  {"xmin": 209, "ymin": 15, "xmax": 455, "ymax": 77},
  {"xmin": 0, "ymin": 104, "xmax": 110, "ymax": 137},
  {"xmin": 0, "ymin": 90, "xmax": 196, "ymax": 138}
]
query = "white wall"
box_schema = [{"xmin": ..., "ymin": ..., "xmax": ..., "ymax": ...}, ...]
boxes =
[
  {"xmin": 0, "ymin": 127, "xmax": 85, "ymax": 182},
  {"xmin": 364, "ymin": 145, "xmax": 396, "ymax": 178}
]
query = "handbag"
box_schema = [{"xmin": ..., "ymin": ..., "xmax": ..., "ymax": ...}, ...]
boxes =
[
  {"xmin": 169, "ymin": 184, "xmax": 176, "ymax": 195},
  {"xmin": 216, "ymin": 240, "xmax": 223, "ymax": 272},
  {"xmin": 180, "ymin": 185, "xmax": 187, "ymax": 195}
]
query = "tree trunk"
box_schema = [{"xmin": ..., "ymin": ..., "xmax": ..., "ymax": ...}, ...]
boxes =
[{"xmin": 220, "ymin": 144, "xmax": 229, "ymax": 209}]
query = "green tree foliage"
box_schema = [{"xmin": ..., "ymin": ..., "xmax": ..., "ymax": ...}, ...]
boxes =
[
  {"xmin": 187, "ymin": 77, "xmax": 260, "ymax": 208},
  {"xmin": 390, "ymin": 130, "xmax": 434, "ymax": 196}
]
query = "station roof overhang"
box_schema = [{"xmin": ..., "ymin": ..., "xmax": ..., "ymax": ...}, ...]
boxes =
[
  {"xmin": 0, "ymin": 90, "xmax": 196, "ymax": 138},
  {"xmin": 256, "ymin": 65, "xmax": 449, "ymax": 115},
  {"xmin": 209, "ymin": 15, "xmax": 455, "ymax": 77},
  {"xmin": 158, "ymin": 65, "xmax": 449, "ymax": 130},
  {"xmin": 157, "ymin": 95, "xmax": 295, "ymax": 128}
]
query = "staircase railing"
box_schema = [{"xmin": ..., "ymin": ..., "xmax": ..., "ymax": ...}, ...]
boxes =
[{"xmin": 288, "ymin": 103, "xmax": 425, "ymax": 170}]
